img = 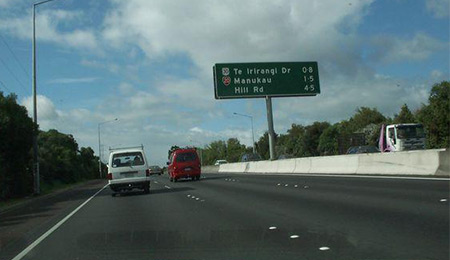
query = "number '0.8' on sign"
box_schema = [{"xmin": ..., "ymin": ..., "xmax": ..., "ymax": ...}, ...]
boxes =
[{"xmin": 302, "ymin": 67, "xmax": 314, "ymax": 73}]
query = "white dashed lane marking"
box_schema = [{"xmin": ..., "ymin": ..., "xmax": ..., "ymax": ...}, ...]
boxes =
[
  {"xmin": 319, "ymin": 246, "xmax": 330, "ymax": 251},
  {"xmin": 164, "ymin": 185, "xmax": 171, "ymax": 189},
  {"xmin": 440, "ymin": 198, "xmax": 447, "ymax": 202},
  {"xmin": 269, "ymin": 226, "xmax": 277, "ymax": 230},
  {"xmin": 290, "ymin": 235, "xmax": 299, "ymax": 239},
  {"xmin": 186, "ymin": 194, "xmax": 205, "ymax": 202}
]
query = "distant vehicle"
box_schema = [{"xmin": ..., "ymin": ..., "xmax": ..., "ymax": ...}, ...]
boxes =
[
  {"xmin": 379, "ymin": 124, "xmax": 426, "ymax": 152},
  {"xmin": 107, "ymin": 145, "xmax": 150, "ymax": 196},
  {"xmin": 149, "ymin": 165, "xmax": 163, "ymax": 175},
  {"xmin": 347, "ymin": 146, "xmax": 379, "ymax": 154},
  {"xmin": 167, "ymin": 147, "xmax": 201, "ymax": 182},
  {"xmin": 214, "ymin": 159, "xmax": 228, "ymax": 166},
  {"xmin": 241, "ymin": 153, "xmax": 262, "ymax": 162}
]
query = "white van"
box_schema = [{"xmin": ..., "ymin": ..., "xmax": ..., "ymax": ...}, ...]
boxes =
[{"xmin": 107, "ymin": 146, "xmax": 150, "ymax": 196}]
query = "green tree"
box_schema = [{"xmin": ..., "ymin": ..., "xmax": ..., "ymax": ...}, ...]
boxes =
[
  {"xmin": 318, "ymin": 124, "xmax": 340, "ymax": 155},
  {"xmin": 79, "ymin": 147, "xmax": 98, "ymax": 179},
  {"xmin": 416, "ymin": 81, "xmax": 450, "ymax": 148},
  {"xmin": 343, "ymin": 107, "xmax": 386, "ymax": 134},
  {"xmin": 226, "ymin": 138, "xmax": 246, "ymax": 162},
  {"xmin": 203, "ymin": 140, "xmax": 227, "ymax": 165},
  {"xmin": 303, "ymin": 121, "xmax": 331, "ymax": 157},
  {"xmin": 394, "ymin": 104, "xmax": 416, "ymax": 123},
  {"xmin": 168, "ymin": 145, "xmax": 180, "ymax": 159},
  {"xmin": 255, "ymin": 132, "xmax": 272, "ymax": 160},
  {"xmin": 38, "ymin": 130, "xmax": 81, "ymax": 184},
  {"xmin": 285, "ymin": 124, "xmax": 306, "ymax": 157},
  {"xmin": 0, "ymin": 92, "xmax": 34, "ymax": 199}
]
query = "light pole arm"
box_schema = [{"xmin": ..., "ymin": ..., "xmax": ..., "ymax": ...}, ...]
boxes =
[{"xmin": 233, "ymin": 112, "xmax": 256, "ymax": 153}]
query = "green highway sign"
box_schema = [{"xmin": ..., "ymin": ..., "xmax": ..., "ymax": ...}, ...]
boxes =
[{"xmin": 213, "ymin": 62, "xmax": 320, "ymax": 99}]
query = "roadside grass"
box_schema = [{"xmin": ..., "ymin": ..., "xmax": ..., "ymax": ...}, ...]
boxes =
[{"xmin": 0, "ymin": 179, "xmax": 96, "ymax": 212}]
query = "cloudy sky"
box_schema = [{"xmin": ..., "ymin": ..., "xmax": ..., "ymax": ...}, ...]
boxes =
[{"xmin": 0, "ymin": 0, "xmax": 448, "ymax": 165}]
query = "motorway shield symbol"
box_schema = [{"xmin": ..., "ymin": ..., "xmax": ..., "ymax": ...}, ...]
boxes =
[
  {"xmin": 222, "ymin": 76, "xmax": 231, "ymax": 86},
  {"xmin": 222, "ymin": 67, "xmax": 230, "ymax": 76}
]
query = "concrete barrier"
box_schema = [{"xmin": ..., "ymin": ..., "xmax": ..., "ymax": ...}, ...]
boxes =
[
  {"xmin": 292, "ymin": 157, "xmax": 311, "ymax": 174},
  {"xmin": 277, "ymin": 158, "xmax": 296, "ymax": 173},
  {"xmin": 357, "ymin": 149, "xmax": 442, "ymax": 175},
  {"xmin": 202, "ymin": 165, "xmax": 219, "ymax": 173},
  {"xmin": 256, "ymin": 160, "xmax": 278, "ymax": 173},
  {"xmin": 310, "ymin": 154, "xmax": 359, "ymax": 174},
  {"xmin": 437, "ymin": 149, "xmax": 450, "ymax": 176},
  {"xmin": 218, "ymin": 149, "xmax": 450, "ymax": 176},
  {"xmin": 219, "ymin": 162, "xmax": 248, "ymax": 173}
]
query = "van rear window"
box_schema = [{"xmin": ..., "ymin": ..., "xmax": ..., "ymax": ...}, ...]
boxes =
[
  {"xmin": 112, "ymin": 152, "xmax": 144, "ymax": 167},
  {"xmin": 175, "ymin": 152, "xmax": 197, "ymax": 162}
]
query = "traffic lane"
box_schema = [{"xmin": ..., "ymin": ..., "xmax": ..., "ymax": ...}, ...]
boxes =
[
  {"xmin": 14, "ymin": 174, "xmax": 450, "ymax": 260},
  {"xmin": 0, "ymin": 180, "xmax": 107, "ymax": 260},
  {"xmin": 156, "ymin": 173, "xmax": 449, "ymax": 259},
  {"xmin": 19, "ymin": 180, "xmax": 320, "ymax": 260},
  {"xmin": 202, "ymin": 173, "xmax": 449, "ymax": 221},
  {"xmin": 184, "ymin": 173, "xmax": 449, "ymax": 222},
  {"xmin": 205, "ymin": 172, "xmax": 449, "ymax": 202},
  {"xmin": 13, "ymin": 176, "xmax": 359, "ymax": 260}
]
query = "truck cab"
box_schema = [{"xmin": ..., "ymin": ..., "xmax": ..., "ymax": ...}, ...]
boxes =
[{"xmin": 379, "ymin": 124, "xmax": 426, "ymax": 152}]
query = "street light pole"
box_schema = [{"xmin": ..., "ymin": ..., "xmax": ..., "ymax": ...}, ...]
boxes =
[
  {"xmin": 32, "ymin": 0, "xmax": 58, "ymax": 195},
  {"xmin": 98, "ymin": 118, "xmax": 118, "ymax": 178},
  {"xmin": 233, "ymin": 112, "xmax": 256, "ymax": 154}
]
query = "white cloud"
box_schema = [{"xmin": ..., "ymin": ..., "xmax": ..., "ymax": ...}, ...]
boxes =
[
  {"xmin": 0, "ymin": 0, "xmax": 14, "ymax": 8},
  {"xmin": 21, "ymin": 95, "xmax": 59, "ymax": 122},
  {"xmin": 426, "ymin": 0, "xmax": 449, "ymax": 18},
  {"xmin": 189, "ymin": 127, "xmax": 204, "ymax": 133},
  {"xmin": 369, "ymin": 33, "xmax": 446, "ymax": 63},
  {"xmin": 102, "ymin": 0, "xmax": 374, "ymax": 77},
  {"xmin": 118, "ymin": 82, "xmax": 134, "ymax": 94},
  {"xmin": 47, "ymin": 77, "xmax": 99, "ymax": 84},
  {"xmin": 0, "ymin": 9, "xmax": 98, "ymax": 50},
  {"xmin": 80, "ymin": 59, "xmax": 120, "ymax": 73}
]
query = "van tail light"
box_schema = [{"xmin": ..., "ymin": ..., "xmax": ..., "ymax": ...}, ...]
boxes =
[
  {"xmin": 107, "ymin": 173, "xmax": 112, "ymax": 180},
  {"xmin": 146, "ymin": 169, "xmax": 150, "ymax": 177}
]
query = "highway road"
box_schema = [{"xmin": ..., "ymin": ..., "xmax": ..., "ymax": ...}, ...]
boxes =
[{"xmin": 0, "ymin": 173, "xmax": 449, "ymax": 260}]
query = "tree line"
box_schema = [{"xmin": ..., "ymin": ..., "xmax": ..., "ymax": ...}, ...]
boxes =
[
  {"xmin": 197, "ymin": 81, "xmax": 449, "ymax": 165},
  {"xmin": 0, "ymin": 93, "xmax": 100, "ymax": 200}
]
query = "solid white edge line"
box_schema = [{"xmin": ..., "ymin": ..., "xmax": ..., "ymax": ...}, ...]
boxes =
[
  {"xmin": 11, "ymin": 184, "xmax": 109, "ymax": 260},
  {"xmin": 218, "ymin": 172, "xmax": 449, "ymax": 181}
]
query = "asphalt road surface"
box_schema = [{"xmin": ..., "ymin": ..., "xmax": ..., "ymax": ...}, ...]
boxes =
[{"xmin": 1, "ymin": 173, "xmax": 449, "ymax": 260}]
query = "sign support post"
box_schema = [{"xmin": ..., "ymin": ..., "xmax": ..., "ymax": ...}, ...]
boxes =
[
  {"xmin": 214, "ymin": 61, "xmax": 320, "ymax": 161},
  {"xmin": 265, "ymin": 96, "xmax": 276, "ymax": 160}
]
